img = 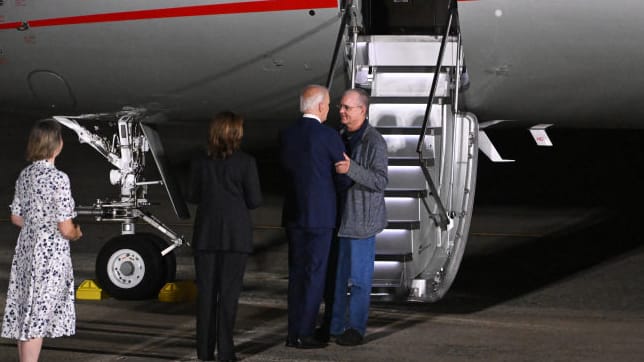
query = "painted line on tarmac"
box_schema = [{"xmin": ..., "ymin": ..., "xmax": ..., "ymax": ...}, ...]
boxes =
[{"xmin": 471, "ymin": 231, "xmax": 544, "ymax": 238}]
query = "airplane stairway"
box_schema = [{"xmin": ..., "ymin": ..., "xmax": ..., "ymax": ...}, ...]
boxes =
[{"xmin": 351, "ymin": 34, "xmax": 479, "ymax": 302}]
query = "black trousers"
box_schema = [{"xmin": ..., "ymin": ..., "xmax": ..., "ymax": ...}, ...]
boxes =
[{"xmin": 194, "ymin": 251, "xmax": 248, "ymax": 361}]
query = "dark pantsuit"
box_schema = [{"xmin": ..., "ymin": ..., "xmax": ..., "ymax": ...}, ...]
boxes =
[
  {"xmin": 195, "ymin": 251, "xmax": 248, "ymax": 361},
  {"xmin": 286, "ymin": 228, "xmax": 333, "ymax": 340}
]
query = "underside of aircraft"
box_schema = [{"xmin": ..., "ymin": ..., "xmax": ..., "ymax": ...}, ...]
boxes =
[{"xmin": 1, "ymin": 0, "xmax": 639, "ymax": 301}]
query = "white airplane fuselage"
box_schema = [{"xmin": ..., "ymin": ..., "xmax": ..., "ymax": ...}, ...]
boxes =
[
  {"xmin": 0, "ymin": 1, "xmax": 342, "ymax": 122},
  {"xmin": 458, "ymin": 0, "xmax": 644, "ymax": 128},
  {"xmin": 2, "ymin": 1, "xmax": 643, "ymax": 127}
]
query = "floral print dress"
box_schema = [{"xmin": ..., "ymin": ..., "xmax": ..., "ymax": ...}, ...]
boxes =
[{"xmin": 2, "ymin": 159, "xmax": 77, "ymax": 340}]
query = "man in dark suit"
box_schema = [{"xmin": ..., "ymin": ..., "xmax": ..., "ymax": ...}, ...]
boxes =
[{"xmin": 280, "ymin": 84, "xmax": 347, "ymax": 349}]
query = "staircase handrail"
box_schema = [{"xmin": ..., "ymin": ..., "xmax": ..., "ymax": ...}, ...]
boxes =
[
  {"xmin": 326, "ymin": 0, "xmax": 355, "ymax": 90},
  {"xmin": 416, "ymin": 0, "xmax": 458, "ymax": 231}
]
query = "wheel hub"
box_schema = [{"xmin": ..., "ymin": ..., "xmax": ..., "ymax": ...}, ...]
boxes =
[{"xmin": 106, "ymin": 248, "xmax": 146, "ymax": 289}]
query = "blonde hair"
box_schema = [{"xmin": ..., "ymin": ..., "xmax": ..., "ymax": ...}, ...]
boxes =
[
  {"xmin": 26, "ymin": 119, "xmax": 62, "ymax": 161},
  {"xmin": 207, "ymin": 111, "xmax": 244, "ymax": 159}
]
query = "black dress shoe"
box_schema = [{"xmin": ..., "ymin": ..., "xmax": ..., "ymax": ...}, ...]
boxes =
[
  {"xmin": 314, "ymin": 327, "xmax": 330, "ymax": 343},
  {"xmin": 336, "ymin": 328, "xmax": 364, "ymax": 346},
  {"xmin": 285, "ymin": 336, "xmax": 327, "ymax": 349},
  {"xmin": 217, "ymin": 357, "xmax": 237, "ymax": 362}
]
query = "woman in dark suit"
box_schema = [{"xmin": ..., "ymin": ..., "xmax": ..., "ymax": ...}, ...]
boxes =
[{"xmin": 188, "ymin": 111, "xmax": 262, "ymax": 362}]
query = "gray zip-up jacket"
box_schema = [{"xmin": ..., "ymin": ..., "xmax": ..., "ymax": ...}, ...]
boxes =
[{"xmin": 337, "ymin": 124, "xmax": 388, "ymax": 239}]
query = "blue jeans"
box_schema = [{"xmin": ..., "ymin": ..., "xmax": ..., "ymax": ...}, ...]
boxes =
[{"xmin": 330, "ymin": 236, "xmax": 376, "ymax": 336}]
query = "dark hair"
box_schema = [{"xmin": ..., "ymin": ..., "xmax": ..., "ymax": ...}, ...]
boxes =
[
  {"xmin": 26, "ymin": 119, "xmax": 62, "ymax": 161},
  {"xmin": 207, "ymin": 111, "xmax": 243, "ymax": 159}
]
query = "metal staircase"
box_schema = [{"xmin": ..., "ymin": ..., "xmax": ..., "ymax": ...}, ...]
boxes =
[{"xmin": 338, "ymin": 0, "xmax": 479, "ymax": 301}]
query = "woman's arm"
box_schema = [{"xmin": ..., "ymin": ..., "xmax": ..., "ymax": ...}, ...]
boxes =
[{"xmin": 58, "ymin": 219, "xmax": 82, "ymax": 241}]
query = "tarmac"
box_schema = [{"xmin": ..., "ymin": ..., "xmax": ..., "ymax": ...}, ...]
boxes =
[{"xmin": 1, "ymin": 117, "xmax": 644, "ymax": 361}]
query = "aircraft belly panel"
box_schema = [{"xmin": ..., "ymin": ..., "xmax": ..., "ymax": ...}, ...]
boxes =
[
  {"xmin": 458, "ymin": 0, "xmax": 644, "ymax": 127},
  {"xmin": 0, "ymin": 4, "xmax": 342, "ymax": 121}
]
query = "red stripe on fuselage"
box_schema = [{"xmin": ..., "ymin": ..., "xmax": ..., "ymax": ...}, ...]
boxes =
[{"xmin": 0, "ymin": 0, "xmax": 338, "ymax": 30}]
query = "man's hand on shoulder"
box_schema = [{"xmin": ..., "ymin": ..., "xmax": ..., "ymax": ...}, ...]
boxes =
[{"xmin": 335, "ymin": 153, "xmax": 351, "ymax": 174}]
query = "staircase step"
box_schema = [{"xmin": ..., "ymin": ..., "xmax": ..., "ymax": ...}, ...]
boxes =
[
  {"xmin": 386, "ymin": 197, "xmax": 422, "ymax": 222},
  {"xmin": 370, "ymin": 103, "xmax": 444, "ymax": 128},
  {"xmin": 372, "ymin": 260, "xmax": 404, "ymax": 288},
  {"xmin": 385, "ymin": 190, "xmax": 428, "ymax": 198},
  {"xmin": 388, "ymin": 165, "xmax": 426, "ymax": 190},
  {"xmin": 384, "ymin": 134, "xmax": 434, "ymax": 159},
  {"xmin": 378, "ymin": 128, "xmax": 441, "ymax": 136},
  {"xmin": 386, "ymin": 187, "xmax": 425, "ymax": 197},
  {"xmin": 375, "ymin": 254, "xmax": 412, "ymax": 262},
  {"xmin": 376, "ymin": 127, "xmax": 439, "ymax": 135},
  {"xmin": 387, "ymin": 221, "xmax": 421, "ymax": 230},
  {"xmin": 376, "ymin": 228, "xmax": 416, "ymax": 256},
  {"xmin": 372, "ymin": 66, "xmax": 441, "ymax": 73},
  {"xmin": 388, "ymin": 158, "xmax": 434, "ymax": 167},
  {"xmin": 370, "ymin": 96, "xmax": 447, "ymax": 104},
  {"xmin": 372, "ymin": 72, "xmax": 450, "ymax": 97},
  {"xmin": 363, "ymin": 35, "xmax": 459, "ymax": 67}
]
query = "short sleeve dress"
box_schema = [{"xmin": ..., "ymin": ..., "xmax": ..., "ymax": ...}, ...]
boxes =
[{"xmin": 1, "ymin": 159, "xmax": 77, "ymax": 340}]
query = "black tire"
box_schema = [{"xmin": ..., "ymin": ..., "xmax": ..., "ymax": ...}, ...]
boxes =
[{"xmin": 95, "ymin": 234, "xmax": 165, "ymax": 300}]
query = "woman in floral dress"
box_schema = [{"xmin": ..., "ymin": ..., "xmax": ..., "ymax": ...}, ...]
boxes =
[{"xmin": 2, "ymin": 119, "xmax": 83, "ymax": 362}]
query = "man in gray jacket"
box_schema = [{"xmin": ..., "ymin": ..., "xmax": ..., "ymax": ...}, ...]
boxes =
[{"xmin": 330, "ymin": 88, "xmax": 388, "ymax": 346}]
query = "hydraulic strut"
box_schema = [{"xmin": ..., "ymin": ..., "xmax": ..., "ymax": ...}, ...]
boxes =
[{"xmin": 53, "ymin": 108, "xmax": 185, "ymax": 255}]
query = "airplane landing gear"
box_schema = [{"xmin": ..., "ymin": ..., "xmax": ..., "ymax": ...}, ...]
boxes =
[
  {"xmin": 96, "ymin": 233, "xmax": 177, "ymax": 300},
  {"xmin": 53, "ymin": 109, "xmax": 189, "ymax": 300}
]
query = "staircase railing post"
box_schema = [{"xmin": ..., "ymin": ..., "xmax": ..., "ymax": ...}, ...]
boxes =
[
  {"xmin": 416, "ymin": 0, "xmax": 457, "ymax": 231},
  {"xmin": 326, "ymin": 0, "xmax": 355, "ymax": 90}
]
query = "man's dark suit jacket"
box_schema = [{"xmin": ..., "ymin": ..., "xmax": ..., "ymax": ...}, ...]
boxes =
[
  {"xmin": 280, "ymin": 116, "xmax": 346, "ymax": 229},
  {"xmin": 188, "ymin": 151, "xmax": 262, "ymax": 252}
]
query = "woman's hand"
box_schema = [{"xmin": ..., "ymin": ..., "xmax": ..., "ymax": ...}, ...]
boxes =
[{"xmin": 58, "ymin": 219, "xmax": 82, "ymax": 241}]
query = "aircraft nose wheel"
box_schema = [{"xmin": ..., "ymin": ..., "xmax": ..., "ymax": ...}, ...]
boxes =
[
  {"xmin": 107, "ymin": 249, "xmax": 146, "ymax": 288},
  {"xmin": 96, "ymin": 233, "xmax": 177, "ymax": 300}
]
